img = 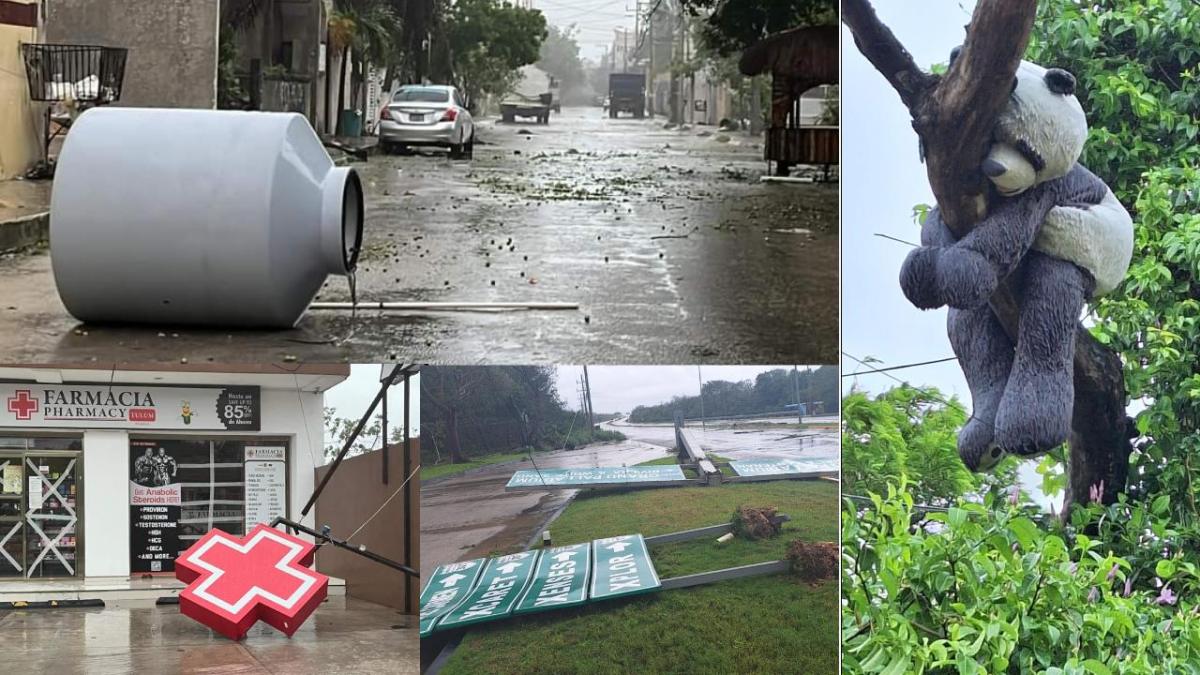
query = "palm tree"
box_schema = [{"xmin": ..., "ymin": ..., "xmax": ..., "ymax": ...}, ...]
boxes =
[{"xmin": 329, "ymin": 0, "xmax": 402, "ymax": 136}]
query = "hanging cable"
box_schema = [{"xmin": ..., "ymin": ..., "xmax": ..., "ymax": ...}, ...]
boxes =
[
  {"xmin": 345, "ymin": 464, "xmax": 421, "ymax": 543},
  {"xmin": 842, "ymin": 351, "xmax": 967, "ymax": 414},
  {"xmin": 842, "ymin": 356, "xmax": 958, "ymax": 377}
]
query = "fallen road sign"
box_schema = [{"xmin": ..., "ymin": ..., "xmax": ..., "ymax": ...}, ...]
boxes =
[
  {"xmin": 590, "ymin": 534, "xmax": 660, "ymax": 601},
  {"xmin": 175, "ymin": 524, "xmax": 329, "ymax": 641},
  {"xmin": 420, "ymin": 558, "xmax": 486, "ymax": 636},
  {"xmin": 728, "ymin": 458, "xmax": 833, "ymax": 479},
  {"xmin": 506, "ymin": 465, "xmax": 689, "ymax": 490},
  {"xmin": 515, "ymin": 543, "xmax": 591, "ymax": 614},
  {"xmin": 436, "ymin": 551, "xmax": 539, "ymax": 630}
]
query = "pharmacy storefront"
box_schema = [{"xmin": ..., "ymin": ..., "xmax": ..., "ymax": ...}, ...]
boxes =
[{"xmin": 0, "ymin": 366, "xmax": 344, "ymax": 583}]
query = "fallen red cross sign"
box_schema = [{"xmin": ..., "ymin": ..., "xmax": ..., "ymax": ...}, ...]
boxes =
[{"xmin": 175, "ymin": 524, "xmax": 329, "ymax": 640}]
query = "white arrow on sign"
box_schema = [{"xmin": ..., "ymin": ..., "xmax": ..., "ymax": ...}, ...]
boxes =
[
  {"xmin": 440, "ymin": 573, "xmax": 466, "ymax": 587},
  {"xmin": 552, "ymin": 551, "xmax": 578, "ymax": 562},
  {"xmin": 496, "ymin": 561, "xmax": 523, "ymax": 574},
  {"xmin": 606, "ymin": 542, "xmax": 630, "ymax": 553}
]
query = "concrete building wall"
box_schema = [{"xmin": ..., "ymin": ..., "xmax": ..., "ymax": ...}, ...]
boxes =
[
  {"xmin": 315, "ymin": 440, "xmax": 420, "ymax": 614},
  {"xmin": 75, "ymin": 387, "xmax": 324, "ymax": 578},
  {"xmin": 46, "ymin": 0, "xmax": 219, "ymax": 109},
  {"xmin": 0, "ymin": 3, "xmax": 44, "ymax": 178},
  {"xmin": 81, "ymin": 429, "xmax": 130, "ymax": 576}
]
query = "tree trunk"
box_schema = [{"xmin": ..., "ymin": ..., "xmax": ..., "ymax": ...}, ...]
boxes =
[{"xmin": 842, "ymin": 0, "xmax": 1132, "ymax": 516}]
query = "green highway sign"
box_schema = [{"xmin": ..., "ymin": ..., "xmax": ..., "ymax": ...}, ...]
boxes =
[
  {"xmin": 515, "ymin": 543, "xmax": 591, "ymax": 614},
  {"xmin": 590, "ymin": 534, "xmax": 660, "ymax": 601},
  {"xmin": 730, "ymin": 458, "xmax": 831, "ymax": 477},
  {"xmin": 420, "ymin": 559, "xmax": 485, "ymax": 636},
  {"xmin": 436, "ymin": 551, "xmax": 539, "ymax": 630},
  {"xmin": 506, "ymin": 465, "xmax": 688, "ymax": 489}
]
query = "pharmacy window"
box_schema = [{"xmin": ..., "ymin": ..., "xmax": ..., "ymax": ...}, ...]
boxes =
[{"xmin": 129, "ymin": 438, "xmax": 288, "ymax": 573}]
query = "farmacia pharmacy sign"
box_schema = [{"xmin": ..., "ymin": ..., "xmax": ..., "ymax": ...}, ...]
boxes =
[{"xmin": 1, "ymin": 383, "xmax": 260, "ymax": 431}]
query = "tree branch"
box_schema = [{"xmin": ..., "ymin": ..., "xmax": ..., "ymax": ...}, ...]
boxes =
[
  {"xmin": 844, "ymin": 0, "xmax": 1131, "ymax": 516},
  {"xmin": 840, "ymin": 0, "xmax": 937, "ymax": 110}
]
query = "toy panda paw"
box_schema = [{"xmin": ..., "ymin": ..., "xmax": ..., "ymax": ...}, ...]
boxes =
[
  {"xmin": 958, "ymin": 416, "xmax": 1006, "ymax": 472},
  {"xmin": 899, "ymin": 245, "xmax": 998, "ymax": 311}
]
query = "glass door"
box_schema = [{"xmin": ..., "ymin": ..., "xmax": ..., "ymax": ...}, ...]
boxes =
[{"xmin": 23, "ymin": 454, "xmax": 80, "ymax": 578}]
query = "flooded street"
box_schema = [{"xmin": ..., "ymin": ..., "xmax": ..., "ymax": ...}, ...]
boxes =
[
  {"xmin": 0, "ymin": 107, "xmax": 835, "ymax": 364},
  {"xmin": 419, "ymin": 440, "xmax": 670, "ymax": 578},
  {"xmin": 606, "ymin": 416, "xmax": 840, "ymax": 469},
  {"xmin": 420, "ymin": 414, "xmax": 840, "ymax": 578}
]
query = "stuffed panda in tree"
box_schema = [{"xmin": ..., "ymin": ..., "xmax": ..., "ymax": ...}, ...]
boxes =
[{"xmin": 899, "ymin": 52, "xmax": 1134, "ymax": 472}]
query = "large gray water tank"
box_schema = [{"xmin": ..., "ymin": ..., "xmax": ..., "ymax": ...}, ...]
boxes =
[{"xmin": 50, "ymin": 108, "xmax": 363, "ymax": 328}]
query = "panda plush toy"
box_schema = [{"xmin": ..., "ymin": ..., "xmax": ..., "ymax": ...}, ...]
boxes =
[{"xmin": 899, "ymin": 55, "xmax": 1134, "ymax": 472}]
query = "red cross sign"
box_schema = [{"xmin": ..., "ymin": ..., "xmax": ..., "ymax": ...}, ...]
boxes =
[
  {"xmin": 7, "ymin": 390, "xmax": 38, "ymax": 420},
  {"xmin": 175, "ymin": 524, "xmax": 329, "ymax": 640}
]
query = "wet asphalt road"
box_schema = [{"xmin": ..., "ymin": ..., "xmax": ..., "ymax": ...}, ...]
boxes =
[
  {"xmin": 419, "ymin": 440, "xmax": 670, "ymax": 579},
  {"xmin": 419, "ymin": 418, "xmax": 840, "ymax": 578},
  {"xmin": 0, "ymin": 107, "xmax": 836, "ymax": 364},
  {"xmin": 605, "ymin": 417, "xmax": 840, "ymax": 470}
]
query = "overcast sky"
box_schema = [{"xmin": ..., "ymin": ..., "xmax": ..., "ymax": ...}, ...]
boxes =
[
  {"xmin": 840, "ymin": 0, "xmax": 975, "ymax": 402},
  {"xmin": 324, "ymin": 365, "xmax": 420, "ymax": 437},
  {"xmin": 554, "ymin": 365, "xmax": 819, "ymax": 414},
  {"xmin": 532, "ymin": 0, "xmax": 638, "ymax": 61}
]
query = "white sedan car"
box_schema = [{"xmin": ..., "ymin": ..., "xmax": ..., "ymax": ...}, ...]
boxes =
[{"xmin": 378, "ymin": 85, "xmax": 475, "ymax": 159}]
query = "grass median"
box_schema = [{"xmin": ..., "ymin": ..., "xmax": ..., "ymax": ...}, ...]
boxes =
[
  {"xmin": 420, "ymin": 451, "xmax": 530, "ymax": 481},
  {"xmin": 438, "ymin": 475, "xmax": 838, "ymax": 674}
]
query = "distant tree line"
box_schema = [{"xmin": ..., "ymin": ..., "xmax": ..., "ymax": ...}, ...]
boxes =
[
  {"xmin": 627, "ymin": 366, "xmax": 838, "ymax": 423},
  {"xmin": 421, "ymin": 366, "xmax": 621, "ymax": 464}
]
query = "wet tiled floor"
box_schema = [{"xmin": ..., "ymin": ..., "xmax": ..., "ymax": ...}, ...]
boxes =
[{"xmin": 1, "ymin": 595, "xmax": 417, "ymax": 674}]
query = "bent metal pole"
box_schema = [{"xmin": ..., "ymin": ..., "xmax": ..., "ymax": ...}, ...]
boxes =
[{"xmin": 50, "ymin": 108, "xmax": 363, "ymax": 328}]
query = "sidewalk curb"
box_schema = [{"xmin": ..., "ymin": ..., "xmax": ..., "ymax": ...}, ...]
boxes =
[{"xmin": 0, "ymin": 212, "xmax": 49, "ymax": 253}]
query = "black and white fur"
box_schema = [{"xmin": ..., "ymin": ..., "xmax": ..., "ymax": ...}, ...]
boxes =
[{"xmin": 900, "ymin": 55, "xmax": 1134, "ymax": 472}]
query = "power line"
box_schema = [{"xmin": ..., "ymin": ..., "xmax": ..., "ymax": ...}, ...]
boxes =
[
  {"xmin": 841, "ymin": 356, "xmax": 958, "ymax": 377},
  {"xmin": 874, "ymin": 232, "xmax": 918, "ymax": 247},
  {"xmin": 842, "ymin": 351, "xmax": 967, "ymax": 414}
]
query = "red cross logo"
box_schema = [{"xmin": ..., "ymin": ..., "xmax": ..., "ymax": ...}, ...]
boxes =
[
  {"xmin": 7, "ymin": 390, "xmax": 38, "ymax": 421},
  {"xmin": 175, "ymin": 524, "xmax": 329, "ymax": 640}
]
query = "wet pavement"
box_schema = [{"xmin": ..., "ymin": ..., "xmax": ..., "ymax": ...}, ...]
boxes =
[
  {"xmin": 419, "ymin": 440, "xmax": 670, "ymax": 578},
  {"xmin": 0, "ymin": 178, "xmax": 49, "ymax": 223},
  {"xmin": 420, "ymin": 417, "xmax": 840, "ymax": 578},
  {"xmin": 606, "ymin": 417, "xmax": 840, "ymax": 469},
  {"xmin": 0, "ymin": 107, "xmax": 836, "ymax": 364},
  {"xmin": 1, "ymin": 595, "xmax": 417, "ymax": 674}
]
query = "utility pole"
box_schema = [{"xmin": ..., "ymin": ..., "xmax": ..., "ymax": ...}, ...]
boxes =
[
  {"xmin": 748, "ymin": 77, "xmax": 763, "ymax": 135},
  {"xmin": 582, "ymin": 366, "xmax": 596, "ymax": 439},
  {"xmin": 668, "ymin": 0, "xmax": 681, "ymax": 124},
  {"xmin": 697, "ymin": 365, "xmax": 706, "ymax": 431},
  {"xmin": 623, "ymin": 29, "xmax": 629, "ymax": 72},
  {"xmin": 578, "ymin": 375, "xmax": 591, "ymax": 428},
  {"xmin": 793, "ymin": 365, "xmax": 804, "ymax": 425},
  {"xmin": 646, "ymin": 1, "xmax": 655, "ymax": 117}
]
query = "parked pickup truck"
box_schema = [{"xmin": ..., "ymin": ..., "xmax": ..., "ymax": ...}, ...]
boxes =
[{"xmin": 501, "ymin": 65, "xmax": 555, "ymax": 124}]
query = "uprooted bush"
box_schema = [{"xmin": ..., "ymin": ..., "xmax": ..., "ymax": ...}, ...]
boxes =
[
  {"xmin": 730, "ymin": 505, "xmax": 781, "ymax": 540},
  {"xmin": 788, "ymin": 540, "xmax": 837, "ymax": 582},
  {"xmin": 842, "ymin": 482, "xmax": 1200, "ymax": 674}
]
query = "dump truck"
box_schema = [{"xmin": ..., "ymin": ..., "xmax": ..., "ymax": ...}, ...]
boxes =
[
  {"xmin": 608, "ymin": 73, "xmax": 646, "ymax": 119},
  {"xmin": 501, "ymin": 65, "xmax": 554, "ymax": 124}
]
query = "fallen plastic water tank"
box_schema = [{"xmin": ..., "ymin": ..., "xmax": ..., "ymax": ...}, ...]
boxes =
[{"xmin": 50, "ymin": 108, "xmax": 363, "ymax": 328}]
